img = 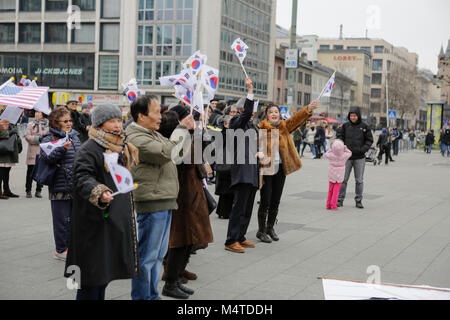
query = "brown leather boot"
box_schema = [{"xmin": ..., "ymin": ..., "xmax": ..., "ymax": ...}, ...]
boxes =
[
  {"xmin": 0, "ymin": 192, "xmax": 9, "ymax": 200},
  {"xmin": 181, "ymin": 269, "xmax": 197, "ymax": 281}
]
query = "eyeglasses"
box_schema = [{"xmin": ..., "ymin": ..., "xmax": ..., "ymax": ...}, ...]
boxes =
[{"xmin": 58, "ymin": 120, "xmax": 73, "ymax": 124}]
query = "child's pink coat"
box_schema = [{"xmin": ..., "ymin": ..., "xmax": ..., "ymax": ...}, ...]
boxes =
[{"xmin": 324, "ymin": 140, "xmax": 352, "ymax": 183}]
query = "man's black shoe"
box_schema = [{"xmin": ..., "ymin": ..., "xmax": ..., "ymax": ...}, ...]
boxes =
[
  {"xmin": 177, "ymin": 281, "xmax": 194, "ymax": 295},
  {"xmin": 162, "ymin": 283, "xmax": 189, "ymax": 299},
  {"xmin": 356, "ymin": 202, "xmax": 364, "ymax": 209}
]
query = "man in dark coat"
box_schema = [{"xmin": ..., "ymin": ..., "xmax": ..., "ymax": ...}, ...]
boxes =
[
  {"xmin": 67, "ymin": 100, "xmax": 88, "ymax": 143},
  {"xmin": 336, "ymin": 107, "xmax": 373, "ymax": 209},
  {"xmin": 78, "ymin": 104, "xmax": 92, "ymax": 143},
  {"xmin": 224, "ymin": 78, "xmax": 259, "ymax": 253},
  {"xmin": 425, "ymin": 130, "xmax": 435, "ymax": 153},
  {"xmin": 64, "ymin": 104, "xmax": 138, "ymax": 300},
  {"xmin": 314, "ymin": 122, "xmax": 326, "ymax": 159},
  {"xmin": 377, "ymin": 128, "xmax": 391, "ymax": 165}
]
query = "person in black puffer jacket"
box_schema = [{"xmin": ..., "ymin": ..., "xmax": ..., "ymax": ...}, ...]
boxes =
[
  {"xmin": 40, "ymin": 107, "xmax": 81, "ymax": 261},
  {"xmin": 314, "ymin": 121, "xmax": 326, "ymax": 159},
  {"xmin": 336, "ymin": 107, "xmax": 373, "ymax": 209}
]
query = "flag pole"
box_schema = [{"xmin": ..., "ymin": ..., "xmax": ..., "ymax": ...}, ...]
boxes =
[{"xmin": 240, "ymin": 61, "xmax": 249, "ymax": 78}]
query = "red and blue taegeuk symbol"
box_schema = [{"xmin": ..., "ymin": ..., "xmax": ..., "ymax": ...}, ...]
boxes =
[
  {"xmin": 183, "ymin": 91, "xmax": 191, "ymax": 104},
  {"xmin": 191, "ymin": 60, "xmax": 201, "ymax": 69},
  {"xmin": 210, "ymin": 76, "xmax": 218, "ymax": 89},
  {"xmin": 128, "ymin": 91, "xmax": 137, "ymax": 101},
  {"xmin": 175, "ymin": 78, "xmax": 186, "ymax": 86},
  {"xmin": 236, "ymin": 44, "xmax": 244, "ymax": 52}
]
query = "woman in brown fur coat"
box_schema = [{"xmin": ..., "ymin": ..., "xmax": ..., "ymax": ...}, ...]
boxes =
[{"xmin": 257, "ymin": 100, "xmax": 319, "ymax": 243}]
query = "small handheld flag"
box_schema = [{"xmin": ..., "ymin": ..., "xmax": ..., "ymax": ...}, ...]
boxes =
[
  {"xmin": 121, "ymin": 78, "xmax": 145, "ymax": 102},
  {"xmin": 103, "ymin": 153, "xmax": 138, "ymax": 196},
  {"xmin": 318, "ymin": 71, "xmax": 336, "ymax": 99},
  {"xmin": 40, "ymin": 137, "xmax": 69, "ymax": 156},
  {"xmin": 231, "ymin": 38, "xmax": 249, "ymax": 78}
]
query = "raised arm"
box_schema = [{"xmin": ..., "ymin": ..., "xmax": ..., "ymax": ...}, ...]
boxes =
[
  {"xmin": 229, "ymin": 78, "xmax": 254, "ymax": 130},
  {"xmin": 285, "ymin": 99, "xmax": 318, "ymax": 133}
]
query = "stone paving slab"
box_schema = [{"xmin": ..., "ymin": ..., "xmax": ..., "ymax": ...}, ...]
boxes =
[{"xmin": 0, "ymin": 144, "xmax": 449, "ymax": 300}]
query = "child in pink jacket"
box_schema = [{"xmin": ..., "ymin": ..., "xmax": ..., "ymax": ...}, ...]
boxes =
[{"xmin": 324, "ymin": 140, "xmax": 352, "ymax": 210}]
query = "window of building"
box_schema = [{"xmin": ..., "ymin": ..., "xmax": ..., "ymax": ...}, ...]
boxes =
[
  {"xmin": 72, "ymin": 0, "xmax": 96, "ymax": 10},
  {"xmin": 175, "ymin": 24, "xmax": 192, "ymax": 56},
  {"xmin": 347, "ymin": 46, "xmax": 358, "ymax": 50},
  {"xmin": 137, "ymin": 25, "xmax": 153, "ymax": 56},
  {"xmin": 284, "ymin": 88, "xmax": 288, "ymax": 104},
  {"xmin": 156, "ymin": 25, "xmax": 173, "ymax": 56},
  {"xmin": 372, "ymin": 73, "xmax": 382, "ymax": 85},
  {"xmin": 304, "ymin": 93, "xmax": 311, "ymax": 106},
  {"xmin": 351, "ymin": 90, "xmax": 355, "ymax": 102},
  {"xmin": 157, "ymin": 0, "xmax": 174, "ymax": 20},
  {"xmin": 101, "ymin": 0, "xmax": 120, "ymax": 18},
  {"xmin": 0, "ymin": 24, "xmax": 15, "ymax": 44},
  {"xmin": 136, "ymin": 60, "xmax": 152, "ymax": 85},
  {"xmin": 138, "ymin": 0, "xmax": 154, "ymax": 21},
  {"xmin": 305, "ymin": 74, "xmax": 311, "ymax": 86},
  {"xmin": 371, "ymin": 88, "xmax": 381, "ymax": 98},
  {"xmin": 72, "ymin": 23, "xmax": 95, "ymax": 43},
  {"xmin": 361, "ymin": 46, "xmax": 371, "ymax": 54},
  {"xmin": 19, "ymin": 24, "xmax": 41, "ymax": 43},
  {"xmin": 155, "ymin": 60, "xmax": 172, "ymax": 84},
  {"xmin": 364, "ymin": 75, "xmax": 371, "ymax": 86},
  {"xmin": 276, "ymin": 88, "xmax": 280, "ymax": 103},
  {"xmin": 176, "ymin": 0, "xmax": 193, "ymax": 20},
  {"xmin": 374, "ymin": 45, "xmax": 384, "ymax": 53},
  {"xmin": 298, "ymin": 71, "xmax": 303, "ymax": 83},
  {"xmin": 297, "ymin": 91, "xmax": 302, "ymax": 105},
  {"xmin": 45, "ymin": 23, "xmax": 67, "ymax": 43},
  {"xmin": 277, "ymin": 66, "xmax": 281, "ymax": 80},
  {"xmin": 101, "ymin": 23, "xmax": 120, "ymax": 51},
  {"xmin": 372, "ymin": 59, "xmax": 383, "ymax": 71},
  {"xmin": 285, "ymin": 68, "xmax": 289, "ymax": 80},
  {"xmin": 45, "ymin": 0, "xmax": 68, "ymax": 11},
  {"xmin": 20, "ymin": 0, "xmax": 41, "ymax": 11},
  {"xmin": 98, "ymin": 55, "xmax": 119, "ymax": 89},
  {"xmin": 370, "ymin": 102, "xmax": 381, "ymax": 113},
  {"xmin": 319, "ymin": 45, "xmax": 330, "ymax": 50},
  {"xmin": 0, "ymin": 0, "xmax": 15, "ymax": 11},
  {"xmin": 387, "ymin": 60, "xmax": 391, "ymax": 71},
  {"xmin": 334, "ymin": 45, "xmax": 343, "ymax": 50}
]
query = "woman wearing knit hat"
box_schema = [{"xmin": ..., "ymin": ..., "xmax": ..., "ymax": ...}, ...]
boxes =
[{"xmin": 64, "ymin": 104, "xmax": 139, "ymax": 300}]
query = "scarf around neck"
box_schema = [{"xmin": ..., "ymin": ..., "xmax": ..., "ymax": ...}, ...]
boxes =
[{"xmin": 89, "ymin": 127, "xmax": 139, "ymax": 170}]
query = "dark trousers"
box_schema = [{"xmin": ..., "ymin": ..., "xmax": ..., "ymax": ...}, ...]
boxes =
[
  {"xmin": 378, "ymin": 146, "xmax": 390, "ymax": 164},
  {"xmin": 294, "ymin": 140, "xmax": 302, "ymax": 154},
  {"xmin": 258, "ymin": 169, "xmax": 286, "ymax": 213},
  {"xmin": 392, "ymin": 140, "xmax": 399, "ymax": 155},
  {"xmin": 165, "ymin": 245, "xmax": 193, "ymax": 283},
  {"xmin": 314, "ymin": 142, "xmax": 323, "ymax": 158},
  {"xmin": 26, "ymin": 165, "xmax": 43, "ymax": 193},
  {"xmin": 216, "ymin": 193, "xmax": 233, "ymax": 218},
  {"xmin": 225, "ymin": 184, "xmax": 257, "ymax": 246},
  {"xmin": 0, "ymin": 167, "xmax": 12, "ymax": 192},
  {"xmin": 76, "ymin": 285, "xmax": 107, "ymax": 300},
  {"xmin": 50, "ymin": 200, "xmax": 71, "ymax": 254}
]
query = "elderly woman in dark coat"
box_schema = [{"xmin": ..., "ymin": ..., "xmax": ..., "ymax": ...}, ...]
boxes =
[
  {"xmin": 158, "ymin": 108, "xmax": 213, "ymax": 300},
  {"xmin": 64, "ymin": 104, "xmax": 139, "ymax": 300}
]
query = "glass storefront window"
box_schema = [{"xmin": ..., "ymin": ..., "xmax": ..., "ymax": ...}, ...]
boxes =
[
  {"xmin": 45, "ymin": 23, "xmax": 68, "ymax": 43},
  {"xmin": 0, "ymin": 24, "xmax": 15, "ymax": 44},
  {"xmin": 19, "ymin": 24, "xmax": 41, "ymax": 43},
  {"xmin": 99, "ymin": 55, "xmax": 119, "ymax": 89},
  {"xmin": 45, "ymin": 0, "xmax": 68, "ymax": 11},
  {"xmin": 20, "ymin": 0, "xmax": 41, "ymax": 11}
]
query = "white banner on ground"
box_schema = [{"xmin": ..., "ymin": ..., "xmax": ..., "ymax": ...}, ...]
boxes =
[
  {"xmin": 0, "ymin": 106, "xmax": 24, "ymax": 124},
  {"xmin": 321, "ymin": 278, "xmax": 450, "ymax": 300}
]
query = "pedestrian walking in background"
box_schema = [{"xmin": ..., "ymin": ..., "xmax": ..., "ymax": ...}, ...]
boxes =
[
  {"xmin": 325, "ymin": 125, "xmax": 336, "ymax": 152},
  {"xmin": 257, "ymin": 99, "xmax": 318, "ymax": 243},
  {"xmin": 24, "ymin": 111, "xmax": 49, "ymax": 198},
  {"xmin": 126, "ymin": 95, "xmax": 193, "ymax": 300},
  {"xmin": 292, "ymin": 126, "xmax": 303, "ymax": 155},
  {"xmin": 324, "ymin": 140, "xmax": 352, "ymax": 211},
  {"xmin": 314, "ymin": 120, "xmax": 326, "ymax": 159},
  {"xmin": 425, "ymin": 130, "xmax": 435, "ymax": 154},
  {"xmin": 41, "ymin": 107, "xmax": 81, "ymax": 261},
  {"xmin": 302, "ymin": 123, "xmax": 316, "ymax": 158},
  {"xmin": 376, "ymin": 128, "xmax": 391, "ymax": 165},
  {"xmin": 439, "ymin": 128, "xmax": 450, "ymax": 157},
  {"xmin": 67, "ymin": 100, "xmax": 88, "ymax": 144},
  {"xmin": 336, "ymin": 107, "xmax": 374, "ymax": 209},
  {"xmin": 0, "ymin": 109, "xmax": 22, "ymax": 200},
  {"xmin": 64, "ymin": 104, "xmax": 139, "ymax": 300},
  {"xmin": 78, "ymin": 104, "xmax": 92, "ymax": 143},
  {"xmin": 392, "ymin": 126, "xmax": 401, "ymax": 156},
  {"xmin": 409, "ymin": 129, "xmax": 416, "ymax": 150},
  {"xmin": 20, "ymin": 112, "xmax": 29, "ymax": 136}
]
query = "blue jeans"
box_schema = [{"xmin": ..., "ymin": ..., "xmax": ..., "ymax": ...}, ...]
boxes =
[
  {"xmin": 131, "ymin": 210, "xmax": 172, "ymax": 300},
  {"xmin": 410, "ymin": 140, "xmax": 415, "ymax": 149},
  {"xmin": 441, "ymin": 144, "xmax": 450, "ymax": 156}
]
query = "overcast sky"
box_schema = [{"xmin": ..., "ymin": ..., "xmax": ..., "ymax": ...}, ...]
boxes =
[{"xmin": 275, "ymin": 0, "xmax": 450, "ymax": 73}]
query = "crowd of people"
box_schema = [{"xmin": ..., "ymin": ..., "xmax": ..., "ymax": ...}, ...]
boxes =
[{"xmin": 0, "ymin": 76, "xmax": 449, "ymax": 301}]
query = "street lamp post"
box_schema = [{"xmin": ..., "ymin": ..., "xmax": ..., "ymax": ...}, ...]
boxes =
[{"xmin": 287, "ymin": 0, "xmax": 298, "ymax": 114}]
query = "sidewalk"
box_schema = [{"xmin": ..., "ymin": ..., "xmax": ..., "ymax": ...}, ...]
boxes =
[{"xmin": 0, "ymin": 145, "xmax": 449, "ymax": 300}]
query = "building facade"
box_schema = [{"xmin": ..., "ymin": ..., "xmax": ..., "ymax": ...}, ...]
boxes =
[
  {"xmin": 316, "ymin": 49, "xmax": 371, "ymax": 121},
  {"xmin": 317, "ymin": 38, "xmax": 419, "ymax": 127},
  {"xmin": 0, "ymin": 0, "xmax": 136, "ymax": 107},
  {"xmin": 273, "ymin": 48, "xmax": 312, "ymax": 112},
  {"xmin": 137, "ymin": 0, "xmax": 277, "ymax": 105}
]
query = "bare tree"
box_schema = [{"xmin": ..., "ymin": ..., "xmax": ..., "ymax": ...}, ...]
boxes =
[{"xmin": 383, "ymin": 64, "xmax": 420, "ymax": 126}]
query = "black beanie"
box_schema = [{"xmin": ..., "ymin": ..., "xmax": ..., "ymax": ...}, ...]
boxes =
[{"xmin": 170, "ymin": 105, "xmax": 189, "ymax": 121}]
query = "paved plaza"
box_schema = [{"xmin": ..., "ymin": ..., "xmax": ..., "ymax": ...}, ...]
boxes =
[{"xmin": 0, "ymin": 145, "xmax": 449, "ymax": 300}]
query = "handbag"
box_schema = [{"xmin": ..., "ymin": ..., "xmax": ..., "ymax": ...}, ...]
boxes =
[
  {"xmin": 33, "ymin": 154, "xmax": 57, "ymax": 186},
  {"xmin": 0, "ymin": 135, "xmax": 15, "ymax": 153},
  {"xmin": 203, "ymin": 187, "xmax": 217, "ymax": 215}
]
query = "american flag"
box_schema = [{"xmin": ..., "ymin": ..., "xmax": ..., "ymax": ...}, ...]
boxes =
[{"xmin": 0, "ymin": 80, "xmax": 49, "ymax": 110}]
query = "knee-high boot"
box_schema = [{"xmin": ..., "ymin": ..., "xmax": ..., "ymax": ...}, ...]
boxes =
[
  {"xmin": 267, "ymin": 209, "xmax": 280, "ymax": 241},
  {"xmin": 256, "ymin": 210, "xmax": 272, "ymax": 243}
]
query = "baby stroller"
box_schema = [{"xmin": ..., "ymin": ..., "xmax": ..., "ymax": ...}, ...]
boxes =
[{"xmin": 365, "ymin": 147, "xmax": 378, "ymax": 166}]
